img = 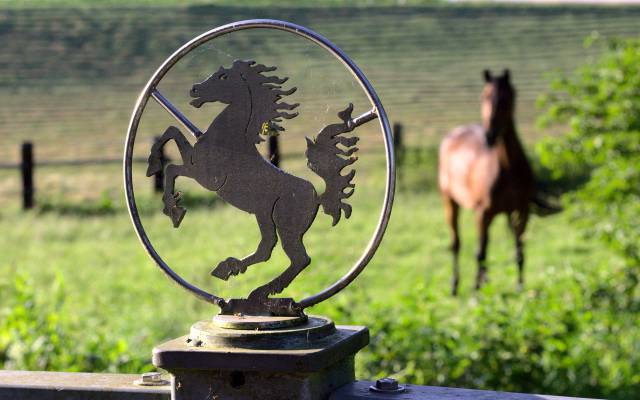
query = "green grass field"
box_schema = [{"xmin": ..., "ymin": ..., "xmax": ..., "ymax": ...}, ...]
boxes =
[
  {"xmin": 1, "ymin": 167, "xmax": 619, "ymax": 365},
  {"xmin": 2, "ymin": 158, "xmax": 630, "ymax": 397}
]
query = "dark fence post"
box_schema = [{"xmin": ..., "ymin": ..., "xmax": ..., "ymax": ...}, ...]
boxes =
[
  {"xmin": 153, "ymin": 137, "xmax": 168, "ymax": 193},
  {"xmin": 20, "ymin": 141, "xmax": 34, "ymax": 210},
  {"xmin": 393, "ymin": 122, "xmax": 405, "ymax": 166},
  {"xmin": 268, "ymin": 135, "xmax": 280, "ymax": 168},
  {"xmin": 393, "ymin": 122, "xmax": 406, "ymax": 167}
]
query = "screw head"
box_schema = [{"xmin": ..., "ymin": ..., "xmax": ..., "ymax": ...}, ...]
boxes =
[
  {"xmin": 134, "ymin": 371, "xmax": 169, "ymax": 386},
  {"xmin": 370, "ymin": 377, "xmax": 405, "ymax": 393}
]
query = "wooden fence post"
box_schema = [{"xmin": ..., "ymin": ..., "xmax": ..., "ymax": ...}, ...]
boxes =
[
  {"xmin": 153, "ymin": 137, "xmax": 168, "ymax": 193},
  {"xmin": 268, "ymin": 135, "xmax": 280, "ymax": 168},
  {"xmin": 20, "ymin": 141, "xmax": 34, "ymax": 209},
  {"xmin": 393, "ymin": 122, "xmax": 405, "ymax": 166}
]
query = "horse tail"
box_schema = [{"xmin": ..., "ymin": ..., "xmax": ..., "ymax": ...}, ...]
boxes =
[
  {"xmin": 305, "ymin": 103, "xmax": 359, "ymax": 226},
  {"xmin": 530, "ymin": 191, "xmax": 563, "ymax": 216}
]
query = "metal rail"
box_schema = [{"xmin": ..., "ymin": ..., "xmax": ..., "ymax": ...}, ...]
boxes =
[
  {"xmin": 0, "ymin": 371, "xmax": 598, "ymax": 400},
  {"xmin": 0, "ymin": 157, "xmax": 148, "ymax": 170},
  {"xmin": 150, "ymin": 89, "xmax": 202, "ymax": 138}
]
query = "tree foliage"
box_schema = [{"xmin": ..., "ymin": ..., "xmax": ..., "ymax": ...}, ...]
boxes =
[{"xmin": 536, "ymin": 35, "xmax": 640, "ymax": 266}]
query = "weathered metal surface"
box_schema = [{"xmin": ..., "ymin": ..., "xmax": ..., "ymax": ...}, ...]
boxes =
[
  {"xmin": 0, "ymin": 371, "xmax": 601, "ymax": 400},
  {"xmin": 212, "ymin": 313, "xmax": 308, "ymax": 330},
  {"xmin": 154, "ymin": 322, "xmax": 367, "ymax": 400},
  {"xmin": 171, "ymin": 357, "xmax": 354, "ymax": 400},
  {"xmin": 124, "ymin": 19, "xmax": 396, "ymax": 314},
  {"xmin": 329, "ymin": 381, "xmax": 600, "ymax": 400},
  {"xmin": 0, "ymin": 371, "xmax": 169, "ymax": 400},
  {"xmin": 190, "ymin": 316, "xmax": 336, "ymax": 348},
  {"xmin": 219, "ymin": 297, "xmax": 304, "ymax": 318},
  {"xmin": 153, "ymin": 322, "xmax": 368, "ymax": 372}
]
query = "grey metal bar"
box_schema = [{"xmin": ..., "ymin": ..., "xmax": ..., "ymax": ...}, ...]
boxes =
[
  {"xmin": 0, "ymin": 157, "xmax": 146, "ymax": 168},
  {"xmin": 151, "ymin": 89, "xmax": 202, "ymax": 138},
  {"xmin": 0, "ymin": 371, "xmax": 170, "ymax": 400},
  {"xmin": 349, "ymin": 108, "xmax": 378, "ymax": 130},
  {"xmin": 39, "ymin": 158, "xmax": 142, "ymax": 167},
  {"xmin": 0, "ymin": 372, "xmax": 600, "ymax": 400},
  {"xmin": 0, "ymin": 163, "xmax": 18, "ymax": 170},
  {"xmin": 329, "ymin": 380, "xmax": 600, "ymax": 400}
]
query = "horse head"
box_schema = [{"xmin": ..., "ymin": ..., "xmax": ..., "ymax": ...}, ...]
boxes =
[
  {"xmin": 190, "ymin": 60, "xmax": 300, "ymax": 144},
  {"xmin": 482, "ymin": 69, "xmax": 516, "ymax": 146},
  {"xmin": 190, "ymin": 65, "xmax": 240, "ymax": 107}
]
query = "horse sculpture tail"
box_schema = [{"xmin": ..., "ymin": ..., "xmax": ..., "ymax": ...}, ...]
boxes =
[{"xmin": 305, "ymin": 103, "xmax": 359, "ymax": 226}]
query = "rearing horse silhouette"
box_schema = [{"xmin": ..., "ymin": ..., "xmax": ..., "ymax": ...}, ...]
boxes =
[
  {"xmin": 439, "ymin": 69, "xmax": 535, "ymax": 296},
  {"xmin": 146, "ymin": 60, "xmax": 359, "ymax": 300}
]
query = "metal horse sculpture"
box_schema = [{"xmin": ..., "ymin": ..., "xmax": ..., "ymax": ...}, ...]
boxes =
[
  {"xmin": 438, "ymin": 70, "xmax": 535, "ymax": 296},
  {"xmin": 146, "ymin": 60, "xmax": 359, "ymax": 301}
]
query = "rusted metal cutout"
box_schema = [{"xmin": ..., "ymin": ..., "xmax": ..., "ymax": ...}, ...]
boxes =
[{"xmin": 124, "ymin": 20, "xmax": 395, "ymax": 322}]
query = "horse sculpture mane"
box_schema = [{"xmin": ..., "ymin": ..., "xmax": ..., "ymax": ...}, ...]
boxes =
[{"xmin": 225, "ymin": 60, "xmax": 300, "ymax": 143}]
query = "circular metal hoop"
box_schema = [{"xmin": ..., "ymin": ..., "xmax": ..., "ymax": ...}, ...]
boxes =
[{"xmin": 124, "ymin": 19, "xmax": 395, "ymax": 310}]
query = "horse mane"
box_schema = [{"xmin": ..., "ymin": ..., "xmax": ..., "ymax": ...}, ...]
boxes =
[{"xmin": 232, "ymin": 60, "xmax": 299, "ymax": 143}]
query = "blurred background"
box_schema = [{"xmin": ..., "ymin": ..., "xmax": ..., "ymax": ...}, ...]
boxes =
[{"xmin": 0, "ymin": 1, "xmax": 638, "ymax": 399}]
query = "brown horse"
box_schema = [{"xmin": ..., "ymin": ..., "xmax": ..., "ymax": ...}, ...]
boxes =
[{"xmin": 438, "ymin": 69, "xmax": 535, "ymax": 296}]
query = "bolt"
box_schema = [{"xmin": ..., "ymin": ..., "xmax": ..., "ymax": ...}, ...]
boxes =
[
  {"xmin": 134, "ymin": 371, "xmax": 169, "ymax": 386},
  {"xmin": 370, "ymin": 377, "xmax": 405, "ymax": 393},
  {"xmin": 142, "ymin": 372, "xmax": 163, "ymax": 384}
]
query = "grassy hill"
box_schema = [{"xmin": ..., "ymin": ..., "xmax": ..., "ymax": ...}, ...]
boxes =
[{"xmin": 1, "ymin": 3, "xmax": 639, "ymax": 203}]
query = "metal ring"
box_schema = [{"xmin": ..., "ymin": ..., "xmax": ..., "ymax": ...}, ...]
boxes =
[{"xmin": 123, "ymin": 19, "xmax": 395, "ymax": 310}]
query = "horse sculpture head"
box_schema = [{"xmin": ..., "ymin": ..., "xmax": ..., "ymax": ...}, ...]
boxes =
[
  {"xmin": 482, "ymin": 69, "xmax": 515, "ymax": 146},
  {"xmin": 190, "ymin": 60, "xmax": 299, "ymax": 143},
  {"xmin": 190, "ymin": 65, "xmax": 239, "ymax": 106}
]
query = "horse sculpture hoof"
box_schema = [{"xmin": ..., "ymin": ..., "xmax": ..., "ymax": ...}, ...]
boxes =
[
  {"xmin": 211, "ymin": 257, "xmax": 245, "ymax": 281},
  {"xmin": 146, "ymin": 154, "xmax": 163, "ymax": 177},
  {"xmin": 169, "ymin": 206, "xmax": 186, "ymax": 228},
  {"xmin": 248, "ymin": 287, "xmax": 270, "ymax": 301}
]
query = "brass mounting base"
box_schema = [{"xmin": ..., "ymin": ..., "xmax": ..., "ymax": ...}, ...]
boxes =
[
  {"xmin": 212, "ymin": 314, "xmax": 308, "ymax": 330},
  {"xmin": 190, "ymin": 316, "xmax": 334, "ymax": 347}
]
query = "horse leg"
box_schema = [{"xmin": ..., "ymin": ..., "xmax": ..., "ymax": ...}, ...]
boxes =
[
  {"xmin": 147, "ymin": 126, "xmax": 192, "ymax": 176},
  {"xmin": 509, "ymin": 209, "xmax": 529, "ymax": 290},
  {"xmin": 162, "ymin": 164, "xmax": 190, "ymax": 228},
  {"xmin": 211, "ymin": 213, "xmax": 278, "ymax": 280},
  {"xmin": 443, "ymin": 195, "xmax": 461, "ymax": 296},
  {"xmin": 248, "ymin": 227, "xmax": 311, "ymax": 301},
  {"xmin": 475, "ymin": 210, "xmax": 493, "ymax": 290}
]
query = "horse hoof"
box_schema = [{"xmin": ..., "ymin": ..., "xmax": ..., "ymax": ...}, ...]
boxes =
[
  {"xmin": 146, "ymin": 155, "xmax": 163, "ymax": 177},
  {"xmin": 211, "ymin": 257, "xmax": 244, "ymax": 280},
  {"xmin": 247, "ymin": 287, "xmax": 270, "ymax": 301},
  {"xmin": 170, "ymin": 206, "xmax": 186, "ymax": 228}
]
